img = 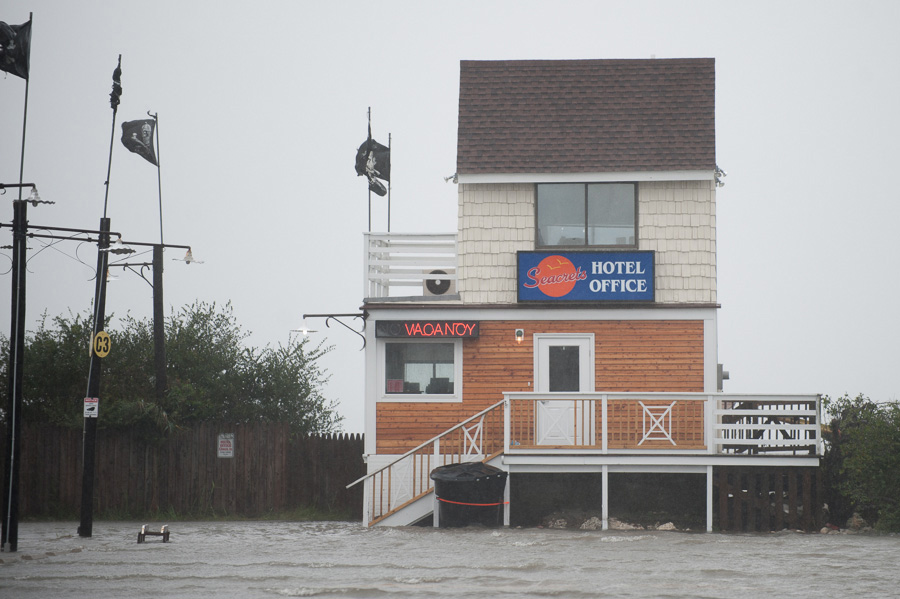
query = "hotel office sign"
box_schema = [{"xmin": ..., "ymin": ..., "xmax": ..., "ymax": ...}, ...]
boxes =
[{"xmin": 517, "ymin": 251, "xmax": 655, "ymax": 302}]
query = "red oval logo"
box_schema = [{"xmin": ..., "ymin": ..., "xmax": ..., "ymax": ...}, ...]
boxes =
[{"xmin": 524, "ymin": 255, "xmax": 585, "ymax": 297}]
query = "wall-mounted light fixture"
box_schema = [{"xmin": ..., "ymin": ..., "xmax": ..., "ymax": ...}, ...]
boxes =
[
  {"xmin": 715, "ymin": 164, "xmax": 727, "ymax": 188},
  {"xmin": 515, "ymin": 328, "xmax": 524, "ymax": 344}
]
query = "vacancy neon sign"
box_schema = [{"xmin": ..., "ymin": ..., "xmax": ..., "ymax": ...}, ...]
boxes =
[{"xmin": 375, "ymin": 320, "xmax": 480, "ymax": 338}]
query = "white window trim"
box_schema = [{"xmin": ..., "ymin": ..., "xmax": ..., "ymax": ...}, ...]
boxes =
[{"xmin": 376, "ymin": 337, "xmax": 464, "ymax": 403}]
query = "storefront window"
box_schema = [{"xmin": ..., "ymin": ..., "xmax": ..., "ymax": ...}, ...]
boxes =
[{"xmin": 385, "ymin": 342, "xmax": 455, "ymax": 395}]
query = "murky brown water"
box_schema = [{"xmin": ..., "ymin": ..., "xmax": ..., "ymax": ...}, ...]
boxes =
[{"xmin": 2, "ymin": 521, "xmax": 898, "ymax": 598}]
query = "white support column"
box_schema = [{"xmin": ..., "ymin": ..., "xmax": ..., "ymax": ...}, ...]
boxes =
[
  {"xmin": 433, "ymin": 492, "xmax": 440, "ymax": 528},
  {"xmin": 503, "ymin": 473, "xmax": 511, "ymax": 527},
  {"xmin": 706, "ymin": 465, "xmax": 714, "ymax": 532},
  {"xmin": 601, "ymin": 465, "xmax": 609, "ymax": 531},
  {"xmin": 363, "ymin": 481, "xmax": 372, "ymax": 527},
  {"xmin": 433, "ymin": 439, "xmax": 441, "ymax": 528}
]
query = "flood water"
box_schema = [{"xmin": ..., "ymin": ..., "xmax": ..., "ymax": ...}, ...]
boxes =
[{"xmin": 2, "ymin": 521, "xmax": 898, "ymax": 598}]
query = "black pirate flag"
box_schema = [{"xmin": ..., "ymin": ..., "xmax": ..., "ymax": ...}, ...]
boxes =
[
  {"xmin": 0, "ymin": 19, "xmax": 31, "ymax": 80},
  {"xmin": 355, "ymin": 130, "xmax": 390, "ymax": 197},
  {"xmin": 121, "ymin": 118, "xmax": 158, "ymax": 166}
]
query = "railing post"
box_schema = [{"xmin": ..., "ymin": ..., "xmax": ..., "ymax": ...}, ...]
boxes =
[
  {"xmin": 363, "ymin": 232, "xmax": 370, "ymax": 298},
  {"xmin": 816, "ymin": 394, "xmax": 824, "ymax": 456},
  {"xmin": 504, "ymin": 396, "xmax": 511, "ymax": 453},
  {"xmin": 434, "ymin": 438, "xmax": 440, "ymax": 468},
  {"xmin": 706, "ymin": 395, "xmax": 716, "ymax": 454},
  {"xmin": 601, "ymin": 395, "xmax": 608, "ymax": 454}
]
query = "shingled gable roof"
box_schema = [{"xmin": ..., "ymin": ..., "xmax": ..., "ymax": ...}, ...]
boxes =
[{"xmin": 456, "ymin": 58, "xmax": 716, "ymax": 176}]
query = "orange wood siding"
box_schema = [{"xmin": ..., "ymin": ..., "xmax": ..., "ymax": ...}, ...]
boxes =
[{"xmin": 375, "ymin": 319, "xmax": 704, "ymax": 453}]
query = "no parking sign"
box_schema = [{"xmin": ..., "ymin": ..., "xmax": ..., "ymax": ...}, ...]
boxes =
[
  {"xmin": 84, "ymin": 397, "xmax": 99, "ymax": 418},
  {"xmin": 218, "ymin": 433, "xmax": 234, "ymax": 458}
]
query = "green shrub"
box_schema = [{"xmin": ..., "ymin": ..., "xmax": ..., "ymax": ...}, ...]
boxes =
[{"xmin": 824, "ymin": 394, "xmax": 900, "ymax": 531}]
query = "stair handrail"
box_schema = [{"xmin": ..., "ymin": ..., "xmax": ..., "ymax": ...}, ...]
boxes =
[{"xmin": 346, "ymin": 398, "xmax": 507, "ymax": 489}]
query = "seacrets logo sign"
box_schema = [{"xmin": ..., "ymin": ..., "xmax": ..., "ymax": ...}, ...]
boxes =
[{"xmin": 517, "ymin": 251, "xmax": 654, "ymax": 302}]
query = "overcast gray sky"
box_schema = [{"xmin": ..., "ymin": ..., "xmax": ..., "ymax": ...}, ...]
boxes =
[{"xmin": 2, "ymin": 0, "xmax": 898, "ymax": 433}]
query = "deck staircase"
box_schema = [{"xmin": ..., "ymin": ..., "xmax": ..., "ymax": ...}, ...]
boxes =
[{"xmin": 347, "ymin": 400, "xmax": 506, "ymax": 526}]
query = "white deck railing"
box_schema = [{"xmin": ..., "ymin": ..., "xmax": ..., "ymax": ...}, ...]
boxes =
[{"xmin": 364, "ymin": 232, "xmax": 458, "ymax": 299}]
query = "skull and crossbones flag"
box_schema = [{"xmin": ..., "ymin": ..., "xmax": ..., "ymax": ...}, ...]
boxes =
[
  {"xmin": 0, "ymin": 18, "xmax": 31, "ymax": 80},
  {"xmin": 121, "ymin": 118, "xmax": 158, "ymax": 166},
  {"xmin": 355, "ymin": 125, "xmax": 390, "ymax": 197}
]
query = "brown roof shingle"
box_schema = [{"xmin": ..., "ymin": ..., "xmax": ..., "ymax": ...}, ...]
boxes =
[{"xmin": 456, "ymin": 58, "xmax": 716, "ymax": 175}]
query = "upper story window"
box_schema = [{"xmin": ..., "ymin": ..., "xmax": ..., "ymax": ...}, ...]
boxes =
[{"xmin": 536, "ymin": 183, "xmax": 637, "ymax": 247}]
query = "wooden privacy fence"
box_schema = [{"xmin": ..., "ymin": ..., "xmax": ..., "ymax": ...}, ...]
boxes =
[
  {"xmin": 715, "ymin": 466, "xmax": 823, "ymax": 532},
  {"xmin": 2, "ymin": 422, "xmax": 365, "ymax": 518}
]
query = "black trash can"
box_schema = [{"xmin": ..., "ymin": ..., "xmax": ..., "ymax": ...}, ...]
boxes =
[{"xmin": 430, "ymin": 462, "xmax": 508, "ymax": 527}]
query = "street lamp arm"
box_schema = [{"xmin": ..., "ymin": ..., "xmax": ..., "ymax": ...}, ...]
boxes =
[
  {"xmin": 0, "ymin": 223, "xmax": 124, "ymax": 238},
  {"xmin": 119, "ymin": 240, "xmax": 191, "ymax": 251},
  {"xmin": 302, "ymin": 312, "xmax": 367, "ymax": 350},
  {"xmin": 107, "ymin": 262, "xmax": 154, "ymax": 287}
]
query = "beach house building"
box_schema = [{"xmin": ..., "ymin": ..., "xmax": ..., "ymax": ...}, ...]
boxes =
[{"xmin": 350, "ymin": 59, "xmax": 822, "ymax": 531}]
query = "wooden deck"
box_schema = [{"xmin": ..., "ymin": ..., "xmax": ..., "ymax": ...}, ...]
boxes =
[{"xmin": 352, "ymin": 392, "xmax": 822, "ymax": 527}]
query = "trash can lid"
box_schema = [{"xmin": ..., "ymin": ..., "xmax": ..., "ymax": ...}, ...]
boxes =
[{"xmin": 430, "ymin": 462, "xmax": 506, "ymax": 482}]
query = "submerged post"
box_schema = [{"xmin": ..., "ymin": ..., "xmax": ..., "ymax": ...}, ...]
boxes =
[{"xmin": 2, "ymin": 200, "xmax": 27, "ymax": 552}]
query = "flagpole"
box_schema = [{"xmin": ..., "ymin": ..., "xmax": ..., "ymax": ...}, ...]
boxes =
[
  {"xmin": 387, "ymin": 133, "xmax": 391, "ymax": 233},
  {"xmin": 102, "ymin": 55, "xmax": 122, "ymax": 219},
  {"xmin": 367, "ymin": 107, "xmax": 372, "ymax": 232},
  {"xmin": 15, "ymin": 14, "xmax": 33, "ymax": 202},
  {"xmin": 3, "ymin": 12, "xmax": 32, "ymax": 554},
  {"xmin": 149, "ymin": 111, "xmax": 163, "ymax": 245},
  {"xmin": 79, "ymin": 55, "xmax": 120, "ymax": 538}
]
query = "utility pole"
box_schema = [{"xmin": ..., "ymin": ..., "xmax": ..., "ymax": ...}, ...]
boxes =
[
  {"xmin": 77, "ymin": 217, "xmax": 111, "ymax": 538},
  {"xmin": 152, "ymin": 245, "xmax": 166, "ymax": 403},
  {"xmin": 2, "ymin": 200, "xmax": 27, "ymax": 552}
]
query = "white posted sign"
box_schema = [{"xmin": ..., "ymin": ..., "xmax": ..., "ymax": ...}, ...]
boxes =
[
  {"xmin": 84, "ymin": 397, "xmax": 99, "ymax": 418},
  {"xmin": 218, "ymin": 433, "xmax": 234, "ymax": 458}
]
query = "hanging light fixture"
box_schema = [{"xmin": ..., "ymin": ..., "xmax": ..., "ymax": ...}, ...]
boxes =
[{"xmin": 176, "ymin": 248, "xmax": 203, "ymax": 264}]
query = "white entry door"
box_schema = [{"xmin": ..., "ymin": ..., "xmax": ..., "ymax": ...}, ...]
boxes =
[{"xmin": 534, "ymin": 334, "xmax": 594, "ymax": 445}]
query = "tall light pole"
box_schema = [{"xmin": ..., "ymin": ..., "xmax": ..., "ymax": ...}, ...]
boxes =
[
  {"xmin": 1, "ymin": 183, "xmax": 53, "ymax": 553},
  {"xmin": 2, "ymin": 199, "xmax": 27, "ymax": 553}
]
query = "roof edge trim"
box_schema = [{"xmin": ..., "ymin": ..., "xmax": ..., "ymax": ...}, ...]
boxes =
[{"xmin": 457, "ymin": 170, "xmax": 715, "ymax": 185}]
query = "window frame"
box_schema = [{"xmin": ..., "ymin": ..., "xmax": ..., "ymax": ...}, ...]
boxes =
[
  {"xmin": 535, "ymin": 182, "xmax": 638, "ymax": 249},
  {"xmin": 377, "ymin": 337, "xmax": 464, "ymax": 403}
]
